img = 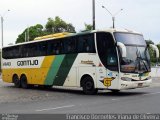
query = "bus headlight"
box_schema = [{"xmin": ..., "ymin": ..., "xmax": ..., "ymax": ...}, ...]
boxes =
[{"xmin": 121, "ymin": 77, "xmax": 132, "ymax": 81}]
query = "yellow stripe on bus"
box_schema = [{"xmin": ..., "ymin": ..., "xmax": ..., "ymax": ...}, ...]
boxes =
[{"xmin": 2, "ymin": 56, "xmax": 55, "ymax": 85}]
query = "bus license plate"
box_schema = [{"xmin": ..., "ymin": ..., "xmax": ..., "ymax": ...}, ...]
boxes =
[{"xmin": 138, "ymin": 83, "xmax": 143, "ymax": 87}]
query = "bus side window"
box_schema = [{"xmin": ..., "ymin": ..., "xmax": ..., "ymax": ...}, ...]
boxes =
[
  {"xmin": 48, "ymin": 40, "xmax": 55, "ymax": 55},
  {"xmin": 24, "ymin": 45, "xmax": 29, "ymax": 57},
  {"xmin": 107, "ymin": 47, "xmax": 117, "ymax": 66},
  {"xmin": 64, "ymin": 37, "xmax": 76, "ymax": 54},
  {"xmin": 24, "ymin": 44, "xmax": 29, "ymax": 57},
  {"xmin": 68, "ymin": 40, "xmax": 76, "ymax": 53},
  {"xmin": 10, "ymin": 47, "xmax": 19, "ymax": 59},
  {"xmin": 19, "ymin": 45, "xmax": 26, "ymax": 58},
  {"xmin": 38, "ymin": 41, "xmax": 48, "ymax": 56},
  {"xmin": 2, "ymin": 48, "xmax": 10, "ymax": 59},
  {"xmin": 77, "ymin": 34, "xmax": 95, "ymax": 53},
  {"xmin": 97, "ymin": 32, "xmax": 118, "ymax": 71},
  {"xmin": 13, "ymin": 46, "xmax": 20, "ymax": 58},
  {"xmin": 48, "ymin": 40, "xmax": 64, "ymax": 55},
  {"xmin": 54, "ymin": 41, "xmax": 60, "ymax": 55},
  {"xmin": 82, "ymin": 38, "xmax": 90, "ymax": 52},
  {"xmin": 27, "ymin": 43, "xmax": 38, "ymax": 57}
]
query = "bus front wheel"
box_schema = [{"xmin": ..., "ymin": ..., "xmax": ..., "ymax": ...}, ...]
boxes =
[
  {"xmin": 20, "ymin": 75, "xmax": 28, "ymax": 89},
  {"xmin": 82, "ymin": 76, "xmax": 98, "ymax": 95},
  {"xmin": 111, "ymin": 90, "xmax": 120, "ymax": 93},
  {"xmin": 13, "ymin": 75, "xmax": 21, "ymax": 88}
]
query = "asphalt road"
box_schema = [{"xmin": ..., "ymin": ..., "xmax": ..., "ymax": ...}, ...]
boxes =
[{"xmin": 0, "ymin": 78, "xmax": 160, "ymax": 114}]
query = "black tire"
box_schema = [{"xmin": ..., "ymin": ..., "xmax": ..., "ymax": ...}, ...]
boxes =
[
  {"xmin": 13, "ymin": 75, "xmax": 21, "ymax": 88},
  {"xmin": 44, "ymin": 85, "xmax": 53, "ymax": 89},
  {"xmin": 38, "ymin": 85, "xmax": 52, "ymax": 89},
  {"xmin": 20, "ymin": 75, "xmax": 28, "ymax": 89},
  {"xmin": 111, "ymin": 90, "xmax": 120, "ymax": 93},
  {"xmin": 82, "ymin": 76, "xmax": 98, "ymax": 95}
]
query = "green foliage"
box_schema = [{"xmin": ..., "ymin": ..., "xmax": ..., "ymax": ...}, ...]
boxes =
[
  {"xmin": 45, "ymin": 16, "xmax": 75, "ymax": 34},
  {"xmin": 145, "ymin": 40, "xmax": 154, "ymax": 45},
  {"xmin": 81, "ymin": 23, "xmax": 93, "ymax": 32},
  {"xmin": 157, "ymin": 44, "xmax": 160, "ymax": 64},
  {"xmin": 28, "ymin": 24, "xmax": 44, "ymax": 41},
  {"xmin": 84, "ymin": 23, "xmax": 93, "ymax": 31},
  {"xmin": 16, "ymin": 16, "xmax": 75, "ymax": 43},
  {"xmin": 148, "ymin": 47, "xmax": 156, "ymax": 63},
  {"xmin": 146, "ymin": 39, "xmax": 160, "ymax": 66},
  {"xmin": 145, "ymin": 39, "xmax": 158, "ymax": 65},
  {"xmin": 157, "ymin": 44, "xmax": 160, "ymax": 52},
  {"xmin": 16, "ymin": 24, "xmax": 44, "ymax": 43}
]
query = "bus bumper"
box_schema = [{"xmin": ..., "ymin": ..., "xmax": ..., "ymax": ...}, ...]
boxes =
[{"xmin": 119, "ymin": 79, "xmax": 152, "ymax": 90}]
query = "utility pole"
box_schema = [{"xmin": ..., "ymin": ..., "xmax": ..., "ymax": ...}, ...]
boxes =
[
  {"xmin": 102, "ymin": 5, "xmax": 123, "ymax": 28},
  {"xmin": 25, "ymin": 31, "xmax": 27, "ymax": 42},
  {"xmin": 1, "ymin": 17, "xmax": 3, "ymax": 47},
  {"xmin": 92, "ymin": 0, "xmax": 95, "ymax": 30},
  {"xmin": 27, "ymin": 27, "xmax": 29, "ymax": 42},
  {"xmin": 0, "ymin": 9, "xmax": 10, "ymax": 47}
]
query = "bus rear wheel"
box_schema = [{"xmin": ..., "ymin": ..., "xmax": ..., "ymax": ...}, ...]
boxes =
[
  {"xmin": 20, "ymin": 75, "xmax": 28, "ymax": 89},
  {"xmin": 82, "ymin": 76, "xmax": 98, "ymax": 95},
  {"xmin": 44, "ymin": 85, "xmax": 53, "ymax": 89},
  {"xmin": 13, "ymin": 75, "xmax": 21, "ymax": 88}
]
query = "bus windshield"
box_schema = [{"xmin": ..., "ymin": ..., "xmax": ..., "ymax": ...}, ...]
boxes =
[{"xmin": 114, "ymin": 32, "xmax": 151, "ymax": 73}]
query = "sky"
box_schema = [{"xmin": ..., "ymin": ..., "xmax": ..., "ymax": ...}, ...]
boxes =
[{"xmin": 0, "ymin": 0, "xmax": 160, "ymax": 47}]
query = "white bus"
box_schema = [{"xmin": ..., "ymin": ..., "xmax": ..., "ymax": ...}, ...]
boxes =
[{"xmin": 2, "ymin": 28, "xmax": 159, "ymax": 94}]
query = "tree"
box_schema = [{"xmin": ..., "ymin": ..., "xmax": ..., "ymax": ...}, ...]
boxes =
[
  {"xmin": 146, "ymin": 40, "xmax": 155, "ymax": 64},
  {"xmin": 157, "ymin": 44, "xmax": 160, "ymax": 64},
  {"xmin": 16, "ymin": 24, "xmax": 44, "ymax": 43},
  {"xmin": 157, "ymin": 44, "xmax": 160, "ymax": 52},
  {"xmin": 45, "ymin": 16, "xmax": 75, "ymax": 34},
  {"xmin": 81, "ymin": 23, "xmax": 93, "ymax": 32},
  {"xmin": 84, "ymin": 23, "xmax": 93, "ymax": 31},
  {"xmin": 145, "ymin": 39, "xmax": 159, "ymax": 65},
  {"xmin": 16, "ymin": 16, "xmax": 76, "ymax": 43},
  {"xmin": 145, "ymin": 40, "xmax": 154, "ymax": 45},
  {"xmin": 28, "ymin": 24, "xmax": 44, "ymax": 41}
]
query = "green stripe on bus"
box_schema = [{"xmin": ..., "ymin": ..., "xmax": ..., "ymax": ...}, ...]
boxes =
[
  {"xmin": 44, "ymin": 55, "xmax": 65, "ymax": 85},
  {"xmin": 52, "ymin": 54, "xmax": 78, "ymax": 86}
]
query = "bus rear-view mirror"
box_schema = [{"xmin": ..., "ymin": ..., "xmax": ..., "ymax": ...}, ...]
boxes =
[{"xmin": 117, "ymin": 42, "xmax": 127, "ymax": 58}]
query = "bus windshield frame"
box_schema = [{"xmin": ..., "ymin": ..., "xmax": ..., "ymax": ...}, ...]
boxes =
[
  {"xmin": 114, "ymin": 32, "xmax": 151, "ymax": 73},
  {"xmin": 114, "ymin": 32, "xmax": 146, "ymax": 46}
]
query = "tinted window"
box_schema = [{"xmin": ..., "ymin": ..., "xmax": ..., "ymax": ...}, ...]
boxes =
[
  {"xmin": 77, "ymin": 34, "xmax": 95, "ymax": 53},
  {"xmin": 114, "ymin": 32, "xmax": 146, "ymax": 46},
  {"xmin": 2, "ymin": 46, "xmax": 20, "ymax": 59},
  {"xmin": 97, "ymin": 32, "xmax": 118, "ymax": 71},
  {"xmin": 2, "ymin": 33, "xmax": 96, "ymax": 59},
  {"xmin": 63, "ymin": 37, "xmax": 76, "ymax": 54},
  {"xmin": 27, "ymin": 43, "xmax": 38, "ymax": 57},
  {"xmin": 48, "ymin": 39, "xmax": 64, "ymax": 55},
  {"xmin": 38, "ymin": 41, "xmax": 48, "ymax": 56}
]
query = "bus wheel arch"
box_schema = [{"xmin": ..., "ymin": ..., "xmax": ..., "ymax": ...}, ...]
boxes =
[
  {"xmin": 20, "ymin": 74, "xmax": 28, "ymax": 89},
  {"xmin": 80, "ymin": 74, "xmax": 98, "ymax": 95},
  {"xmin": 12, "ymin": 74, "xmax": 21, "ymax": 88}
]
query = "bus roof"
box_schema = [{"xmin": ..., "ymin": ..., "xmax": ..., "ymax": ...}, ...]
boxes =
[
  {"xmin": 34, "ymin": 32, "xmax": 72, "ymax": 40},
  {"xmin": 3, "ymin": 28, "xmax": 142, "ymax": 48}
]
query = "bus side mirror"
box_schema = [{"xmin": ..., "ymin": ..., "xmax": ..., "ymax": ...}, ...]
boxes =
[
  {"xmin": 117, "ymin": 42, "xmax": 127, "ymax": 58},
  {"xmin": 149, "ymin": 44, "xmax": 159, "ymax": 58}
]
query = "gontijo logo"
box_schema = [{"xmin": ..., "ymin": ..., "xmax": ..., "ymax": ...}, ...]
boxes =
[
  {"xmin": 100, "ymin": 77, "xmax": 115, "ymax": 87},
  {"xmin": 17, "ymin": 60, "xmax": 38, "ymax": 66}
]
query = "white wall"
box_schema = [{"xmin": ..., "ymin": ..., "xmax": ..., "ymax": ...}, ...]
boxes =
[{"xmin": 151, "ymin": 67, "xmax": 160, "ymax": 77}]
